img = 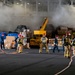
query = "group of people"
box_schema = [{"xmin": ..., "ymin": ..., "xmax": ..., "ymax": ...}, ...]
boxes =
[
  {"xmin": 39, "ymin": 33, "xmax": 59, "ymax": 54},
  {"xmin": 0, "ymin": 29, "xmax": 31, "ymax": 53},
  {"xmin": 63, "ymin": 33, "xmax": 75, "ymax": 58},
  {"xmin": 39, "ymin": 32, "xmax": 75, "ymax": 59},
  {"xmin": 0, "ymin": 30, "xmax": 75, "ymax": 59}
]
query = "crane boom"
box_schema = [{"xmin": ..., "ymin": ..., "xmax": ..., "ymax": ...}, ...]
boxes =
[
  {"xmin": 40, "ymin": 17, "xmax": 48, "ymax": 30},
  {"xmin": 34, "ymin": 17, "xmax": 48, "ymax": 35}
]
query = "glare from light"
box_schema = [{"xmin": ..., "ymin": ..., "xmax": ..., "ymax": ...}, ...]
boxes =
[
  {"xmin": 27, "ymin": 3, "xmax": 29, "ymax": 5},
  {"xmin": 38, "ymin": 3, "xmax": 41, "ymax": 5},
  {"xmin": 17, "ymin": 3, "xmax": 19, "ymax": 5},
  {"xmin": 27, "ymin": 29, "xmax": 30, "ymax": 32}
]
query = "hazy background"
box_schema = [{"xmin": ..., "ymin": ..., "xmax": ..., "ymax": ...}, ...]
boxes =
[
  {"xmin": 52, "ymin": 5, "xmax": 75, "ymax": 28},
  {"xmin": 0, "ymin": 0, "xmax": 75, "ymax": 31}
]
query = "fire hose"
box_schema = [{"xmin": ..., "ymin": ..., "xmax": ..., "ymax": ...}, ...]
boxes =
[{"xmin": 54, "ymin": 55, "xmax": 75, "ymax": 75}]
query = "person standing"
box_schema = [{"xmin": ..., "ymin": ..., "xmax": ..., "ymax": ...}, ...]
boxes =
[
  {"xmin": 64, "ymin": 34, "xmax": 71, "ymax": 58},
  {"xmin": 17, "ymin": 34, "xmax": 23, "ymax": 53},
  {"xmin": 22, "ymin": 29, "xmax": 27, "ymax": 46},
  {"xmin": 71, "ymin": 36, "xmax": 75, "ymax": 56},
  {"xmin": 1, "ymin": 34, "xmax": 5, "ymax": 49},
  {"xmin": 26, "ymin": 29, "xmax": 30, "ymax": 49},
  {"xmin": 39, "ymin": 33, "xmax": 49, "ymax": 53},
  {"xmin": 53, "ymin": 35, "xmax": 59, "ymax": 53}
]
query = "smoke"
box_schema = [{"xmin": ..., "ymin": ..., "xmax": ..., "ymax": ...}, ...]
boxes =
[
  {"xmin": 1, "ymin": 1, "xmax": 75, "ymax": 32},
  {"xmin": 0, "ymin": 2, "xmax": 41, "ymax": 31},
  {"xmin": 52, "ymin": 5, "xmax": 75, "ymax": 28}
]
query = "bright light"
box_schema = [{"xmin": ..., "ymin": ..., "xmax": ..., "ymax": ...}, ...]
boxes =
[
  {"xmin": 27, "ymin": 3, "xmax": 29, "ymax": 5},
  {"xmin": 17, "ymin": 3, "xmax": 19, "ymax": 5},
  {"xmin": 27, "ymin": 29, "xmax": 30, "ymax": 32},
  {"xmin": 38, "ymin": 3, "xmax": 41, "ymax": 5}
]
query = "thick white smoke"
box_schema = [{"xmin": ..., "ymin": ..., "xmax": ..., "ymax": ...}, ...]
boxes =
[
  {"xmin": 1, "ymin": 1, "xmax": 75, "ymax": 32},
  {"xmin": 52, "ymin": 5, "xmax": 75, "ymax": 28},
  {"xmin": 0, "ymin": 2, "xmax": 41, "ymax": 31}
]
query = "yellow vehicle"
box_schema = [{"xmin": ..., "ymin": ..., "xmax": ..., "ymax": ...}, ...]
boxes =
[{"xmin": 30, "ymin": 17, "xmax": 48, "ymax": 47}]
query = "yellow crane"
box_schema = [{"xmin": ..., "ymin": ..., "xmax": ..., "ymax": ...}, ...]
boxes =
[{"xmin": 30, "ymin": 17, "xmax": 48, "ymax": 47}]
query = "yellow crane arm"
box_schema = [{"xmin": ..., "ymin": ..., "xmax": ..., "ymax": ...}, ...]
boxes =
[
  {"xmin": 40, "ymin": 17, "xmax": 48, "ymax": 30},
  {"xmin": 34, "ymin": 17, "xmax": 48, "ymax": 35}
]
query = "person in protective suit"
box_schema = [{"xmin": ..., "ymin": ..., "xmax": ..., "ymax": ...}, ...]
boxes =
[
  {"xmin": 39, "ymin": 33, "xmax": 49, "ymax": 53},
  {"xmin": 71, "ymin": 36, "xmax": 75, "ymax": 56},
  {"xmin": 17, "ymin": 35, "xmax": 23, "ymax": 53},
  {"xmin": 64, "ymin": 34, "xmax": 71, "ymax": 58}
]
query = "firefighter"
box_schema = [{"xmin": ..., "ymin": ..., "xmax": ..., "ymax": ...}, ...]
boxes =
[
  {"xmin": 26, "ymin": 29, "xmax": 30, "ymax": 49},
  {"xmin": 22, "ymin": 29, "xmax": 27, "ymax": 47},
  {"xmin": 71, "ymin": 36, "xmax": 75, "ymax": 56},
  {"xmin": 53, "ymin": 35, "xmax": 59, "ymax": 53},
  {"xmin": 64, "ymin": 34, "xmax": 71, "ymax": 58},
  {"xmin": 17, "ymin": 35, "xmax": 23, "ymax": 53},
  {"xmin": 39, "ymin": 33, "xmax": 49, "ymax": 53}
]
